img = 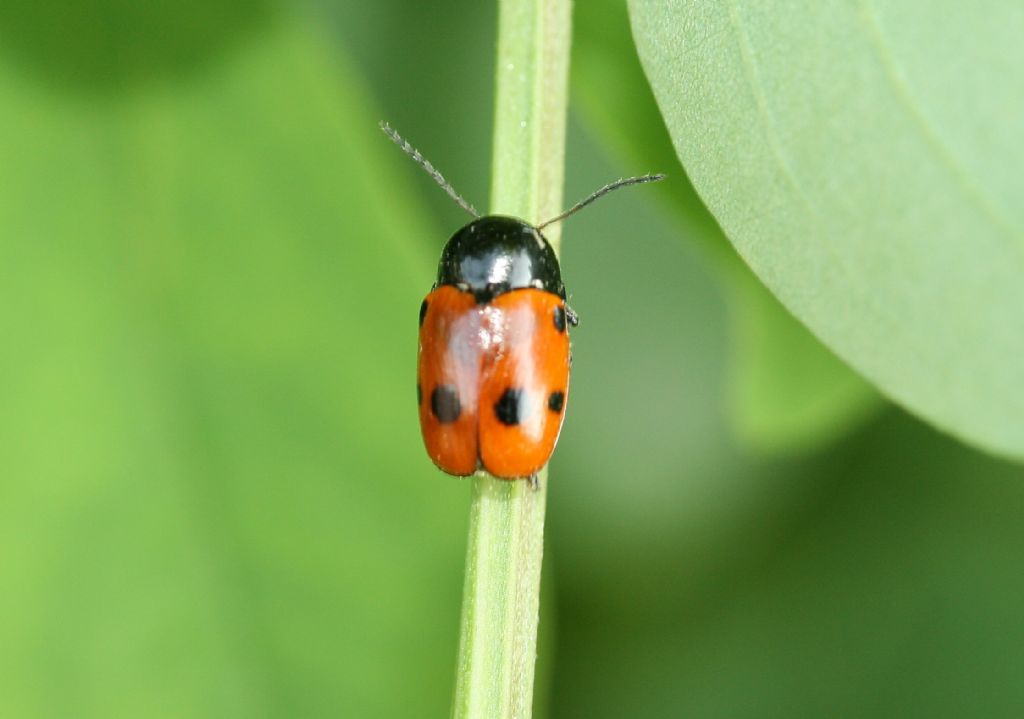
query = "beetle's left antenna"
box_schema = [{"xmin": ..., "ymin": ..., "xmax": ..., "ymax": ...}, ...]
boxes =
[{"xmin": 380, "ymin": 122, "xmax": 480, "ymax": 218}]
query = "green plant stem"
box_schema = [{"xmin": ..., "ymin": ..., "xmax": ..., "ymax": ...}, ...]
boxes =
[{"xmin": 450, "ymin": 0, "xmax": 571, "ymax": 717}]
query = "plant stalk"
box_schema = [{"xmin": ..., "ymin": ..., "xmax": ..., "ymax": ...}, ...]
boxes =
[{"xmin": 450, "ymin": 0, "xmax": 571, "ymax": 717}]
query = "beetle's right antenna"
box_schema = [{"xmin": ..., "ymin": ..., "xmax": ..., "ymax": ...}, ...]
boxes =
[
  {"xmin": 536, "ymin": 174, "xmax": 665, "ymax": 230},
  {"xmin": 380, "ymin": 122, "xmax": 480, "ymax": 218}
]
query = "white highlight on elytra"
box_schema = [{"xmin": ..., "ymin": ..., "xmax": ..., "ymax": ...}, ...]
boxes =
[
  {"xmin": 477, "ymin": 306, "xmax": 506, "ymax": 351},
  {"xmin": 442, "ymin": 301, "xmax": 550, "ymax": 449}
]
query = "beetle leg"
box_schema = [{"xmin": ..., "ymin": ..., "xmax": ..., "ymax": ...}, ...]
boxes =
[{"xmin": 565, "ymin": 305, "xmax": 580, "ymax": 327}]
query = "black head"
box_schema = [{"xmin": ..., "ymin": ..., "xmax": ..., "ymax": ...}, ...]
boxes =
[{"xmin": 436, "ymin": 216, "xmax": 565, "ymax": 303}]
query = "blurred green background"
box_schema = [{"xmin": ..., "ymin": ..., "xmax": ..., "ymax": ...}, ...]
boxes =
[{"xmin": 1, "ymin": 1, "xmax": 1023, "ymax": 717}]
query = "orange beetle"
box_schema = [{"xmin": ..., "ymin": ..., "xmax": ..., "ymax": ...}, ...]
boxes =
[
  {"xmin": 417, "ymin": 216, "xmax": 575, "ymax": 481},
  {"xmin": 382, "ymin": 121, "xmax": 662, "ymax": 485}
]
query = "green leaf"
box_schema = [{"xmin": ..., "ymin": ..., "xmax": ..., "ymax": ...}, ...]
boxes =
[
  {"xmin": 629, "ymin": 0, "xmax": 1024, "ymax": 460},
  {"xmin": 0, "ymin": 12, "xmax": 466, "ymax": 717},
  {"xmin": 572, "ymin": 0, "xmax": 880, "ymax": 455},
  {"xmin": 726, "ymin": 276, "xmax": 881, "ymax": 452}
]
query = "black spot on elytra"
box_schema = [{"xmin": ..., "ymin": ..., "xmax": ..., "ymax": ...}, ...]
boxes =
[
  {"xmin": 548, "ymin": 391, "xmax": 565, "ymax": 413},
  {"xmin": 553, "ymin": 305, "xmax": 566, "ymax": 333},
  {"xmin": 431, "ymin": 385, "xmax": 461, "ymax": 423},
  {"xmin": 495, "ymin": 388, "xmax": 527, "ymax": 426},
  {"xmin": 419, "ymin": 299, "xmax": 428, "ymax": 327}
]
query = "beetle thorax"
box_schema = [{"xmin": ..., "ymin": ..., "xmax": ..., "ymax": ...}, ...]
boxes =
[{"xmin": 436, "ymin": 215, "xmax": 565, "ymax": 303}]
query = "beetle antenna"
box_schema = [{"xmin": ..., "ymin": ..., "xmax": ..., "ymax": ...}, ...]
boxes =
[
  {"xmin": 380, "ymin": 122, "xmax": 480, "ymax": 218},
  {"xmin": 536, "ymin": 173, "xmax": 665, "ymax": 230}
]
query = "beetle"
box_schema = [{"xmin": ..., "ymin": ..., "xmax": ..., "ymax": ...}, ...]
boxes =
[{"xmin": 382, "ymin": 122, "xmax": 662, "ymax": 486}]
